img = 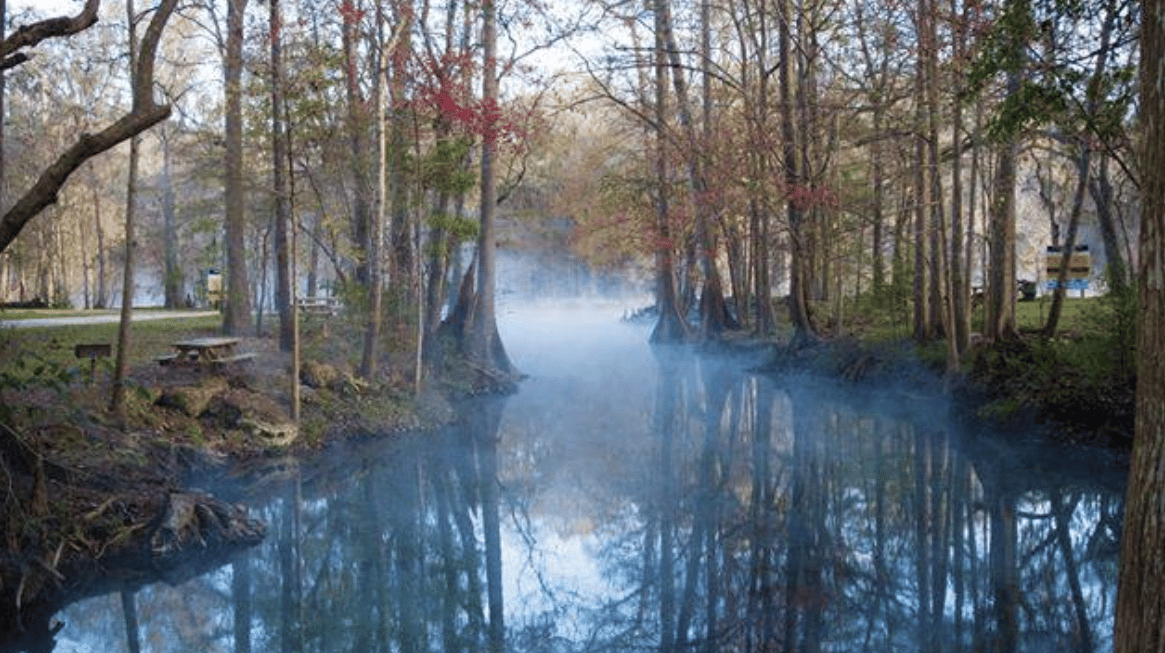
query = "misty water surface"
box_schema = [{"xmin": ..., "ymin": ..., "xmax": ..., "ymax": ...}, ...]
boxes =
[{"xmin": 54, "ymin": 301, "xmax": 1124, "ymax": 653}]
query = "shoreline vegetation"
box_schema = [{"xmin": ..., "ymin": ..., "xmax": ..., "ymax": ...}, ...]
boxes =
[{"xmin": 0, "ymin": 294, "xmax": 1134, "ymax": 649}]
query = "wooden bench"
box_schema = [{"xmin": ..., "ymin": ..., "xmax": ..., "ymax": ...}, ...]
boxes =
[{"xmin": 297, "ymin": 296, "xmax": 338, "ymax": 316}]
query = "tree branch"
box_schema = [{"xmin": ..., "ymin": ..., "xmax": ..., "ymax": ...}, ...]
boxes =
[
  {"xmin": 0, "ymin": 0, "xmax": 100, "ymax": 61},
  {"xmin": 0, "ymin": 0, "xmax": 180, "ymax": 254}
]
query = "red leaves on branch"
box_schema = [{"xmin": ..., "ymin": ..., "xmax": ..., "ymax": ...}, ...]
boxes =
[
  {"xmin": 425, "ymin": 85, "xmax": 532, "ymax": 151},
  {"xmin": 339, "ymin": 0, "xmax": 365, "ymax": 25},
  {"xmin": 786, "ymin": 183, "xmax": 841, "ymax": 212}
]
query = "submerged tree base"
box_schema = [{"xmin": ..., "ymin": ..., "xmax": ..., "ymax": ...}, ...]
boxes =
[{"xmin": 0, "ymin": 439, "xmax": 265, "ymax": 653}]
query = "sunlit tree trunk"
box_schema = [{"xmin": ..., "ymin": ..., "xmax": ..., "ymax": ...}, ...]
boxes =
[
  {"xmin": 466, "ymin": 0, "xmax": 514, "ymax": 375},
  {"xmin": 223, "ymin": 0, "xmax": 252, "ymax": 335},
  {"xmin": 110, "ymin": 0, "xmax": 142, "ymax": 424},
  {"xmin": 656, "ymin": 0, "xmax": 733, "ymax": 338},
  {"xmin": 362, "ymin": 5, "xmax": 388, "ymax": 380}
]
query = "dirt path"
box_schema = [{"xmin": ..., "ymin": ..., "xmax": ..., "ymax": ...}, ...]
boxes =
[{"xmin": 0, "ymin": 310, "xmax": 217, "ymax": 329}]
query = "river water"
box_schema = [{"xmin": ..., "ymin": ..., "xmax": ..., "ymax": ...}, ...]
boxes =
[{"xmin": 54, "ymin": 301, "xmax": 1125, "ymax": 652}]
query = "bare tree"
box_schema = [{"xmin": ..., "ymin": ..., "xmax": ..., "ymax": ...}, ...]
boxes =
[
  {"xmin": 110, "ymin": 0, "xmax": 181, "ymax": 421},
  {"xmin": 0, "ymin": 0, "xmax": 178, "ymax": 255}
]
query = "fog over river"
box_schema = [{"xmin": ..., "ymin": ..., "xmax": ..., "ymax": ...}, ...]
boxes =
[{"xmin": 53, "ymin": 300, "xmax": 1124, "ymax": 653}]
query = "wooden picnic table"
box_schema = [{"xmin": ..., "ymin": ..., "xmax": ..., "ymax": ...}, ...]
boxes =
[{"xmin": 160, "ymin": 336, "xmax": 254, "ymax": 368}]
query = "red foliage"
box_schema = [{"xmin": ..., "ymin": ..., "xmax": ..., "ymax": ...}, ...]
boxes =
[
  {"xmin": 786, "ymin": 183, "xmax": 842, "ymax": 212},
  {"xmin": 417, "ymin": 82, "xmax": 534, "ymax": 152},
  {"xmin": 338, "ymin": 0, "xmax": 365, "ymax": 24}
]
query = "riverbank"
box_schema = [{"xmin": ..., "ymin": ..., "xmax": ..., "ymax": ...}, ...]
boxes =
[
  {"xmin": 760, "ymin": 332, "xmax": 1134, "ymax": 445},
  {"xmin": 0, "ymin": 317, "xmax": 481, "ymax": 651},
  {"xmin": 752, "ymin": 328, "xmax": 1134, "ymax": 492}
]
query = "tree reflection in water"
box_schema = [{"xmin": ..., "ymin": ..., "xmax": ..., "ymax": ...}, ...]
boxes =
[{"xmin": 52, "ymin": 340, "xmax": 1122, "ymax": 653}]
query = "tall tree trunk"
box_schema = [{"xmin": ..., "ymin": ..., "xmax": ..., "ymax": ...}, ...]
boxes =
[
  {"xmin": 361, "ymin": 6, "xmax": 388, "ymax": 380},
  {"xmin": 92, "ymin": 173, "xmax": 107, "ymax": 308},
  {"xmin": 657, "ymin": 0, "xmax": 733, "ymax": 337},
  {"xmin": 160, "ymin": 124, "xmax": 182, "ymax": 308},
  {"xmin": 987, "ymin": 8, "xmax": 1024, "ymax": 341},
  {"xmin": 1092, "ymin": 153, "xmax": 1127, "ymax": 292},
  {"xmin": 389, "ymin": 0, "xmax": 413, "ymax": 305},
  {"xmin": 1044, "ymin": 1, "xmax": 1116, "ymax": 337},
  {"xmin": 871, "ymin": 106, "xmax": 887, "ymax": 299},
  {"xmin": 950, "ymin": 0, "xmax": 969, "ymax": 354},
  {"xmin": 1114, "ymin": 1, "xmax": 1165, "ymax": 648},
  {"xmin": 911, "ymin": 9, "xmax": 931, "ymax": 341},
  {"xmin": 467, "ymin": 0, "xmax": 514, "ymax": 376},
  {"xmin": 223, "ymin": 0, "xmax": 251, "ymax": 335},
  {"xmin": 1042, "ymin": 149, "xmax": 1090, "ymax": 337},
  {"xmin": 343, "ymin": 0, "xmax": 373, "ymax": 285},
  {"xmin": 270, "ymin": 0, "xmax": 292, "ymax": 352},
  {"xmin": 779, "ymin": 0, "xmax": 815, "ymax": 345},
  {"xmin": 110, "ymin": 0, "xmax": 141, "ymax": 424},
  {"xmin": 649, "ymin": 0, "xmax": 688, "ymax": 343}
]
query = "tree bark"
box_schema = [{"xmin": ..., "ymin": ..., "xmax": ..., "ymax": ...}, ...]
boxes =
[
  {"xmin": 160, "ymin": 124, "xmax": 182, "ymax": 308},
  {"xmin": 779, "ymin": 0, "xmax": 815, "ymax": 345},
  {"xmin": 986, "ymin": 19, "xmax": 1023, "ymax": 341},
  {"xmin": 270, "ymin": 0, "xmax": 293, "ymax": 352},
  {"xmin": 361, "ymin": 5, "xmax": 389, "ymax": 380},
  {"xmin": 223, "ymin": 0, "xmax": 252, "ymax": 335},
  {"xmin": 467, "ymin": 0, "xmax": 515, "ymax": 376},
  {"xmin": 1114, "ymin": 1, "xmax": 1165, "ymax": 648},
  {"xmin": 111, "ymin": 0, "xmax": 177, "ymax": 422},
  {"xmin": 1092, "ymin": 153, "xmax": 1128, "ymax": 292},
  {"xmin": 343, "ymin": 0, "xmax": 373, "ymax": 285},
  {"xmin": 649, "ymin": 0, "xmax": 688, "ymax": 343}
]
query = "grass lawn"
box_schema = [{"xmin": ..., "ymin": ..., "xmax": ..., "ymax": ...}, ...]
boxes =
[{"xmin": 0, "ymin": 312, "xmax": 225, "ymax": 378}]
